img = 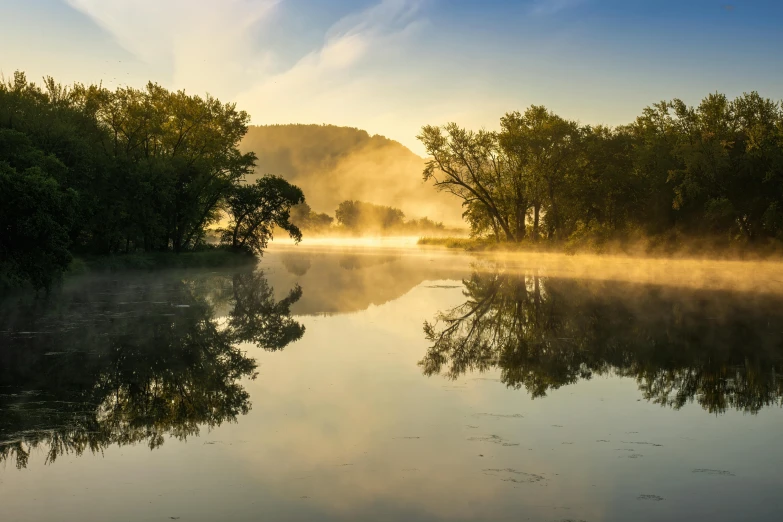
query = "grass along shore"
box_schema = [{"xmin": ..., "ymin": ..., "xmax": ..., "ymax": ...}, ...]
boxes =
[{"xmin": 418, "ymin": 234, "xmax": 783, "ymax": 260}]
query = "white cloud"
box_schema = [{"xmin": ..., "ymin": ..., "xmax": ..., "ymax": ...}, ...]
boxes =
[
  {"xmin": 233, "ymin": 0, "xmax": 427, "ymax": 146},
  {"xmin": 64, "ymin": 0, "xmax": 458, "ymax": 153},
  {"xmin": 65, "ymin": 0, "xmax": 279, "ymax": 95}
]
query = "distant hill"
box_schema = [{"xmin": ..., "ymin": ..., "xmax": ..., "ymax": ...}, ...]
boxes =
[{"xmin": 239, "ymin": 124, "xmax": 463, "ymax": 225}]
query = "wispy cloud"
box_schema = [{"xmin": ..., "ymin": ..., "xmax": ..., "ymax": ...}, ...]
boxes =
[
  {"xmin": 64, "ymin": 0, "xmax": 432, "ymax": 149},
  {"xmin": 234, "ymin": 0, "xmax": 426, "ymax": 132},
  {"xmin": 65, "ymin": 0, "xmax": 279, "ymax": 94}
]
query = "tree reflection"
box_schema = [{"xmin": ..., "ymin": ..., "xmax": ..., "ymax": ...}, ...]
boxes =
[
  {"xmin": 0, "ymin": 269, "xmax": 304, "ymax": 468},
  {"xmin": 422, "ymin": 267, "xmax": 783, "ymax": 414}
]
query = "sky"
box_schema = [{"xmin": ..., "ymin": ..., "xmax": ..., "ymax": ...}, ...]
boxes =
[{"xmin": 2, "ymin": 0, "xmax": 783, "ymax": 155}]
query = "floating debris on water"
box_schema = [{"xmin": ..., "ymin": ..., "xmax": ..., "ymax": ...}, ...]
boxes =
[
  {"xmin": 621, "ymin": 441, "xmax": 662, "ymax": 447},
  {"xmin": 637, "ymin": 494, "xmax": 664, "ymax": 501},
  {"xmin": 468, "ymin": 434, "xmax": 519, "ymax": 446},
  {"xmin": 484, "ymin": 468, "xmax": 547, "ymax": 483},
  {"xmin": 692, "ymin": 469, "xmax": 735, "ymax": 476}
]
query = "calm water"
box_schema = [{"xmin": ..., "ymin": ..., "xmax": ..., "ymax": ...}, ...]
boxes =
[{"xmin": 1, "ymin": 246, "xmax": 783, "ymax": 522}]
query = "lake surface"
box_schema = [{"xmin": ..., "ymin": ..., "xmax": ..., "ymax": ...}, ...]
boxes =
[{"xmin": 2, "ymin": 245, "xmax": 783, "ymax": 522}]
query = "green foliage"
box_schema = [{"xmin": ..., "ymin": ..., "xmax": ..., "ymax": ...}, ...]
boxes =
[
  {"xmin": 404, "ymin": 216, "xmax": 446, "ymax": 232},
  {"xmin": 0, "ymin": 130, "xmax": 77, "ymax": 291},
  {"xmin": 418, "ymin": 237, "xmax": 485, "ymax": 249},
  {"xmin": 331, "ymin": 200, "xmax": 447, "ymax": 234},
  {"xmin": 420, "ymin": 91, "xmax": 783, "ymax": 248},
  {"xmin": 335, "ymin": 200, "xmax": 405, "ymax": 230},
  {"xmin": 221, "ymin": 175, "xmax": 304, "ymax": 255},
  {"xmin": 290, "ymin": 202, "xmax": 334, "ymax": 232},
  {"xmin": 0, "ymin": 72, "xmax": 304, "ymax": 289}
]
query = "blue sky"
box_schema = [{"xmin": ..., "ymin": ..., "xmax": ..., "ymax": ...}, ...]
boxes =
[{"xmin": 2, "ymin": 0, "xmax": 782, "ymax": 154}]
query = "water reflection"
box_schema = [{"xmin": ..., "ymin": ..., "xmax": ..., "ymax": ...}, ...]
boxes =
[
  {"xmin": 0, "ymin": 269, "xmax": 304, "ymax": 468},
  {"xmin": 422, "ymin": 266, "xmax": 783, "ymax": 414},
  {"xmin": 265, "ymin": 246, "xmax": 472, "ymax": 315}
]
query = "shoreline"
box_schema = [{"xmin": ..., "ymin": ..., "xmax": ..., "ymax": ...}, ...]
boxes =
[
  {"xmin": 66, "ymin": 249, "xmax": 258, "ymax": 275},
  {"xmin": 417, "ymin": 236, "xmax": 783, "ymax": 262}
]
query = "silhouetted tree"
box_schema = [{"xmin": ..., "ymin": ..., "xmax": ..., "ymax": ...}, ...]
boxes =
[
  {"xmin": 420, "ymin": 92, "xmax": 783, "ymax": 247},
  {"xmin": 221, "ymin": 175, "xmax": 304, "ymax": 255},
  {"xmin": 0, "ymin": 72, "xmax": 303, "ymax": 289}
]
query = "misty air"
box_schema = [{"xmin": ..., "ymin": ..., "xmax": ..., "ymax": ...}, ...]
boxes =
[{"xmin": 2, "ymin": 2, "xmax": 783, "ymax": 522}]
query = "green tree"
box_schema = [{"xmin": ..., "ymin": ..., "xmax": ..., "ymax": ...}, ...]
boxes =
[
  {"xmin": 498, "ymin": 106, "xmax": 581, "ymax": 240},
  {"xmin": 335, "ymin": 200, "xmax": 406, "ymax": 231},
  {"xmin": 418, "ymin": 124, "xmax": 518, "ymax": 241},
  {"xmin": 1, "ymin": 71, "xmax": 303, "ymax": 289},
  {"xmin": 222, "ymin": 175, "xmax": 304, "ymax": 255},
  {"xmin": 290, "ymin": 202, "xmax": 334, "ymax": 232},
  {"xmin": 422, "ymin": 92, "xmax": 783, "ymax": 247},
  {"xmin": 0, "ymin": 129, "xmax": 77, "ymax": 290}
]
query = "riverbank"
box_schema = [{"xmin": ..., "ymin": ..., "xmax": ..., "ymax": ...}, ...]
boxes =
[
  {"xmin": 67, "ymin": 248, "xmax": 257, "ymax": 276},
  {"xmin": 418, "ymin": 234, "xmax": 783, "ymax": 260},
  {"xmin": 1, "ymin": 248, "xmax": 258, "ymax": 296}
]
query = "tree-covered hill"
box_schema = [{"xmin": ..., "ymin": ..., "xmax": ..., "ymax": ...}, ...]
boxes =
[{"xmin": 239, "ymin": 124, "xmax": 463, "ymax": 225}]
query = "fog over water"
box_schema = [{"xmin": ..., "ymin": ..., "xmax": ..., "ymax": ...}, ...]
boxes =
[{"xmin": 1, "ymin": 245, "xmax": 782, "ymax": 522}]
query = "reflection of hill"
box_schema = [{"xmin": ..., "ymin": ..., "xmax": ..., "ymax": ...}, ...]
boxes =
[
  {"xmin": 239, "ymin": 124, "xmax": 461, "ymax": 224},
  {"xmin": 0, "ymin": 269, "xmax": 303, "ymax": 468},
  {"xmin": 422, "ymin": 267, "xmax": 783, "ymax": 414},
  {"xmin": 264, "ymin": 248, "xmax": 471, "ymax": 315}
]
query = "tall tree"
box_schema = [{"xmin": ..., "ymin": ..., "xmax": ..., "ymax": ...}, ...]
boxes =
[
  {"xmin": 498, "ymin": 106, "xmax": 581, "ymax": 240},
  {"xmin": 418, "ymin": 124, "xmax": 519, "ymax": 241},
  {"xmin": 222, "ymin": 175, "xmax": 304, "ymax": 255}
]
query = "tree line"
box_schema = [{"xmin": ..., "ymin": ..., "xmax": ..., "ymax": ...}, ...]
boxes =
[
  {"xmin": 290, "ymin": 199, "xmax": 448, "ymax": 235},
  {"xmin": 0, "ymin": 72, "xmax": 304, "ymax": 290},
  {"xmin": 419, "ymin": 93, "xmax": 783, "ymax": 249}
]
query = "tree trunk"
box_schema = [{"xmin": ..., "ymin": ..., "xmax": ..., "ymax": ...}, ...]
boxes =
[
  {"xmin": 490, "ymin": 210, "xmax": 516, "ymax": 242},
  {"xmin": 533, "ymin": 203, "xmax": 540, "ymax": 242},
  {"xmin": 515, "ymin": 201, "xmax": 526, "ymax": 243},
  {"xmin": 548, "ymin": 180, "xmax": 558, "ymax": 240},
  {"xmin": 232, "ymin": 222, "xmax": 241, "ymax": 248}
]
